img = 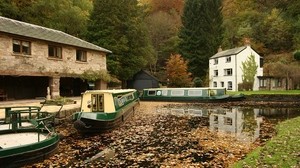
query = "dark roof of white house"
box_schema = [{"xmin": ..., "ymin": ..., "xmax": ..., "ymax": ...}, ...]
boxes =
[
  {"xmin": 0, "ymin": 16, "xmax": 112, "ymax": 53},
  {"xmin": 210, "ymin": 46, "xmax": 247, "ymax": 59}
]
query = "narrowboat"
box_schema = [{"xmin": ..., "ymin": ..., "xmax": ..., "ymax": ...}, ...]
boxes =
[
  {"xmin": 0, "ymin": 106, "xmax": 59, "ymax": 167},
  {"xmin": 73, "ymin": 89, "xmax": 139, "ymax": 133},
  {"xmin": 139, "ymin": 87, "xmax": 244, "ymax": 102}
]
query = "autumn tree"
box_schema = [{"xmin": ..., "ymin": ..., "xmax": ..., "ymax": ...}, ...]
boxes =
[
  {"xmin": 86, "ymin": 0, "xmax": 155, "ymax": 87},
  {"xmin": 178, "ymin": 0, "xmax": 224, "ymax": 84},
  {"xmin": 241, "ymin": 54, "xmax": 258, "ymax": 90},
  {"xmin": 165, "ymin": 54, "xmax": 192, "ymax": 87},
  {"xmin": 143, "ymin": 0, "xmax": 183, "ymax": 78}
]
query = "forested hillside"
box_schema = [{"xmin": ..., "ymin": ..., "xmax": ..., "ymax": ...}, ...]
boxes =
[{"xmin": 1, "ymin": 0, "xmax": 299, "ymax": 87}]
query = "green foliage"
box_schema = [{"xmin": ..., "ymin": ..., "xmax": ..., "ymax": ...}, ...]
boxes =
[
  {"xmin": 179, "ymin": 0, "xmax": 224, "ymax": 80},
  {"xmin": 0, "ymin": 0, "xmax": 92, "ymax": 38},
  {"xmin": 234, "ymin": 116, "xmax": 300, "ymax": 167},
  {"xmin": 144, "ymin": 11, "xmax": 180, "ymax": 73},
  {"xmin": 294, "ymin": 51, "xmax": 300, "ymax": 60},
  {"xmin": 241, "ymin": 54, "xmax": 258, "ymax": 89},
  {"xmin": 193, "ymin": 77, "xmax": 202, "ymax": 87},
  {"xmin": 165, "ymin": 54, "xmax": 192, "ymax": 87},
  {"xmin": 80, "ymin": 69, "xmax": 111, "ymax": 82},
  {"xmin": 86, "ymin": 0, "xmax": 155, "ymax": 82}
]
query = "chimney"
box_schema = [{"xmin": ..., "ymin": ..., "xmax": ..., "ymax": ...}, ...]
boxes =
[
  {"xmin": 244, "ymin": 37, "xmax": 251, "ymax": 47},
  {"xmin": 218, "ymin": 46, "xmax": 222, "ymax": 52}
]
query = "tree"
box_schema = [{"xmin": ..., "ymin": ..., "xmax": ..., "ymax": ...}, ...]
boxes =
[
  {"xmin": 241, "ymin": 54, "xmax": 258, "ymax": 90},
  {"xmin": 86, "ymin": 0, "xmax": 155, "ymax": 87},
  {"xmin": 165, "ymin": 54, "xmax": 192, "ymax": 87},
  {"xmin": 178, "ymin": 0, "xmax": 224, "ymax": 84},
  {"xmin": 0, "ymin": 0, "xmax": 93, "ymax": 38}
]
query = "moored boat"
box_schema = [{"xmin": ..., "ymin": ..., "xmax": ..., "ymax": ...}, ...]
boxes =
[
  {"xmin": 73, "ymin": 89, "xmax": 139, "ymax": 133},
  {"xmin": 0, "ymin": 106, "xmax": 59, "ymax": 167},
  {"xmin": 139, "ymin": 87, "xmax": 244, "ymax": 102}
]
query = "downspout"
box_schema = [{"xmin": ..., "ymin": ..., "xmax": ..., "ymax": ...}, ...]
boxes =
[{"xmin": 235, "ymin": 54, "xmax": 237, "ymax": 91}]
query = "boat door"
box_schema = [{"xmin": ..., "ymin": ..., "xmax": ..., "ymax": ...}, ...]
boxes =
[{"xmin": 91, "ymin": 94, "xmax": 104, "ymax": 112}]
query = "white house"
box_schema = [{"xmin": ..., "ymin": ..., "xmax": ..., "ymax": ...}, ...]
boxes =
[{"xmin": 209, "ymin": 45, "xmax": 263, "ymax": 91}]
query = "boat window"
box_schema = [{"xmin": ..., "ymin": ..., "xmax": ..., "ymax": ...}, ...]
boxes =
[
  {"xmin": 91, "ymin": 94, "xmax": 104, "ymax": 112},
  {"xmin": 162, "ymin": 90, "xmax": 168, "ymax": 96},
  {"xmin": 118, "ymin": 97, "xmax": 126, "ymax": 106},
  {"xmin": 171, "ymin": 90, "xmax": 184, "ymax": 96},
  {"xmin": 156, "ymin": 91, "xmax": 161, "ymax": 96},
  {"xmin": 209, "ymin": 90, "xmax": 216, "ymax": 96},
  {"xmin": 127, "ymin": 94, "xmax": 134, "ymax": 100},
  {"xmin": 188, "ymin": 90, "xmax": 202, "ymax": 96},
  {"xmin": 148, "ymin": 90, "xmax": 156, "ymax": 96}
]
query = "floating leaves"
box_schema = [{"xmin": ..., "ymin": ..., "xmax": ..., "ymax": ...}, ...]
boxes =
[{"xmin": 24, "ymin": 102, "xmax": 282, "ymax": 167}]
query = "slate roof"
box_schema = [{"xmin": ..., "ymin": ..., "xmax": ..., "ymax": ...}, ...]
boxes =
[
  {"xmin": 210, "ymin": 46, "xmax": 247, "ymax": 59},
  {"xmin": 0, "ymin": 16, "xmax": 111, "ymax": 53}
]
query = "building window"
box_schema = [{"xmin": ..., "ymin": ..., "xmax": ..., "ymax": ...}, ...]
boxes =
[
  {"xmin": 214, "ymin": 70, "xmax": 218, "ymax": 77},
  {"xmin": 260, "ymin": 58, "xmax": 263, "ymax": 68},
  {"xmin": 259, "ymin": 79, "xmax": 267, "ymax": 87},
  {"xmin": 13, "ymin": 39, "xmax": 31, "ymax": 55},
  {"xmin": 76, "ymin": 50, "xmax": 87, "ymax": 62},
  {"xmin": 228, "ymin": 81, "xmax": 232, "ymax": 90},
  {"xmin": 226, "ymin": 56, "xmax": 231, "ymax": 63},
  {"xmin": 48, "ymin": 45, "xmax": 62, "ymax": 58},
  {"xmin": 214, "ymin": 58, "xmax": 218, "ymax": 65},
  {"xmin": 221, "ymin": 82, "xmax": 224, "ymax": 87},
  {"xmin": 274, "ymin": 79, "xmax": 282, "ymax": 87},
  {"xmin": 213, "ymin": 115, "xmax": 218, "ymax": 124},
  {"xmin": 213, "ymin": 81, "xmax": 217, "ymax": 87},
  {"xmin": 224, "ymin": 69, "xmax": 232, "ymax": 76},
  {"xmin": 224, "ymin": 117, "xmax": 233, "ymax": 125}
]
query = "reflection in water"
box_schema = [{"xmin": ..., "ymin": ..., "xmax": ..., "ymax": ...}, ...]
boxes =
[
  {"xmin": 209, "ymin": 108, "xmax": 262, "ymax": 143},
  {"xmin": 156, "ymin": 106, "xmax": 300, "ymax": 143}
]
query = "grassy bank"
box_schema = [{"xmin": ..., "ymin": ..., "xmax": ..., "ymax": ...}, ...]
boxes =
[
  {"xmin": 228, "ymin": 90, "xmax": 300, "ymax": 95},
  {"xmin": 233, "ymin": 116, "xmax": 300, "ymax": 167}
]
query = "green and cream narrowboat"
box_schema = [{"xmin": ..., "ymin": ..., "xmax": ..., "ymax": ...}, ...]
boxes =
[
  {"xmin": 73, "ymin": 89, "xmax": 139, "ymax": 133},
  {"xmin": 0, "ymin": 106, "xmax": 59, "ymax": 167},
  {"xmin": 140, "ymin": 87, "xmax": 244, "ymax": 102}
]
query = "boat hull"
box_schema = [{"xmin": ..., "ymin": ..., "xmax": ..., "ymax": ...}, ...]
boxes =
[
  {"xmin": 140, "ymin": 95, "xmax": 231, "ymax": 102},
  {"xmin": 0, "ymin": 130, "xmax": 59, "ymax": 168},
  {"xmin": 74, "ymin": 100, "xmax": 138, "ymax": 133}
]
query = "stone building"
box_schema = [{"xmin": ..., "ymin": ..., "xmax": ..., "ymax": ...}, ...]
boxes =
[{"xmin": 0, "ymin": 16, "xmax": 111, "ymax": 100}]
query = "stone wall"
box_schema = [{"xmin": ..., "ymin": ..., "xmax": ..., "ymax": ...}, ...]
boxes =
[{"xmin": 0, "ymin": 34, "xmax": 107, "ymax": 77}]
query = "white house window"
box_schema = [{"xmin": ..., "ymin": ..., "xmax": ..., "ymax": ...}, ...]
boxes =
[
  {"xmin": 214, "ymin": 70, "xmax": 218, "ymax": 77},
  {"xmin": 228, "ymin": 81, "xmax": 232, "ymax": 90},
  {"xmin": 214, "ymin": 58, "xmax": 218, "ymax": 65},
  {"xmin": 259, "ymin": 79, "xmax": 267, "ymax": 87},
  {"xmin": 221, "ymin": 82, "xmax": 224, "ymax": 87},
  {"xmin": 13, "ymin": 39, "xmax": 31, "ymax": 55},
  {"xmin": 48, "ymin": 45, "xmax": 62, "ymax": 58},
  {"xmin": 224, "ymin": 69, "xmax": 232, "ymax": 76},
  {"xmin": 226, "ymin": 56, "xmax": 231, "ymax": 63},
  {"xmin": 76, "ymin": 49, "xmax": 87, "ymax": 62},
  {"xmin": 213, "ymin": 81, "xmax": 217, "ymax": 87},
  {"xmin": 224, "ymin": 117, "xmax": 233, "ymax": 125}
]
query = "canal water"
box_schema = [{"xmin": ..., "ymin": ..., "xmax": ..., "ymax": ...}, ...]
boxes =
[{"xmin": 155, "ymin": 105, "xmax": 300, "ymax": 142}]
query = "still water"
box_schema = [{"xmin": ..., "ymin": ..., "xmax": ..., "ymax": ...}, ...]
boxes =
[{"xmin": 156, "ymin": 106, "xmax": 300, "ymax": 142}]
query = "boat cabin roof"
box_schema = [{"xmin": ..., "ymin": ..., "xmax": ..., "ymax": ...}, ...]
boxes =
[
  {"xmin": 144, "ymin": 87, "xmax": 226, "ymax": 90},
  {"xmin": 83, "ymin": 89, "xmax": 136, "ymax": 94}
]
